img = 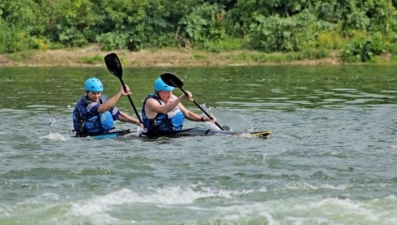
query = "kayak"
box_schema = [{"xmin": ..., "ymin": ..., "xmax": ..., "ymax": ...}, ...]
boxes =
[
  {"xmin": 83, "ymin": 128, "xmax": 271, "ymax": 139},
  {"xmin": 77, "ymin": 129, "xmax": 132, "ymax": 139},
  {"xmin": 139, "ymin": 127, "xmax": 271, "ymax": 138}
]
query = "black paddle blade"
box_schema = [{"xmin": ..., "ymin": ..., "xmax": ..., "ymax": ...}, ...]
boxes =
[
  {"xmin": 104, "ymin": 53, "xmax": 123, "ymax": 78},
  {"xmin": 160, "ymin": 72, "xmax": 184, "ymax": 88}
]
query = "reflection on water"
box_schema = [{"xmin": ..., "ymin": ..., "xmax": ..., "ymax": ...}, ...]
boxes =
[{"xmin": 1, "ymin": 65, "xmax": 396, "ymax": 111}]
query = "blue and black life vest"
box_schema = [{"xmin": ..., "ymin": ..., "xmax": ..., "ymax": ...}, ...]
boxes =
[
  {"xmin": 83, "ymin": 111, "xmax": 114, "ymax": 135},
  {"xmin": 73, "ymin": 96, "xmax": 115, "ymax": 136},
  {"xmin": 141, "ymin": 93, "xmax": 184, "ymax": 133}
]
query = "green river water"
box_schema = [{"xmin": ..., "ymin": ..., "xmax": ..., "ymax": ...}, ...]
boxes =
[{"xmin": 0, "ymin": 65, "xmax": 396, "ymax": 224}]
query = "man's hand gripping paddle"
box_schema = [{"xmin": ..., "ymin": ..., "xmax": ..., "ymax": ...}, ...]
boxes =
[
  {"xmin": 160, "ymin": 72, "xmax": 224, "ymax": 130},
  {"xmin": 104, "ymin": 53, "xmax": 142, "ymax": 124}
]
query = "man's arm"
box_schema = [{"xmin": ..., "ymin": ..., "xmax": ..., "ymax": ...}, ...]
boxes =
[
  {"xmin": 98, "ymin": 85, "xmax": 131, "ymax": 113},
  {"xmin": 118, "ymin": 111, "xmax": 143, "ymax": 127},
  {"xmin": 144, "ymin": 94, "xmax": 185, "ymax": 119}
]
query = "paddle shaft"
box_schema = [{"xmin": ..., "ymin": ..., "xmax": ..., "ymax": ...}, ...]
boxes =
[
  {"xmin": 169, "ymin": 80, "xmax": 224, "ymax": 130},
  {"xmin": 118, "ymin": 77, "xmax": 142, "ymax": 124}
]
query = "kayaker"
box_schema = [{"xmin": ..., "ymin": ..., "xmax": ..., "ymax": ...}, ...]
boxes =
[
  {"xmin": 142, "ymin": 77, "xmax": 217, "ymax": 134},
  {"xmin": 72, "ymin": 77, "xmax": 143, "ymax": 137}
]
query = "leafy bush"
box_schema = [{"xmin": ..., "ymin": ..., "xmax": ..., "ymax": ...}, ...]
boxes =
[
  {"xmin": 249, "ymin": 11, "xmax": 333, "ymax": 52},
  {"xmin": 342, "ymin": 35, "xmax": 385, "ymax": 62},
  {"xmin": 0, "ymin": 22, "xmax": 30, "ymax": 53},
  {"xmin": 97, "ymin": 31, "xmax": 134, "ymax": 51},
  {"xmin": 179, "ymin": 3, "xmax": 226, "ymax": 47},
  {"xmin": 317, "ymin": 30, "xmax": 344, "ymax": 49},
  {"xmin": 28, "ymin": 37, "xmax": 51, "ymax": 50}
]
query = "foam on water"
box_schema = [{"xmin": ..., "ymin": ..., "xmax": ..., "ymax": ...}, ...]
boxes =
[
  {"xmin": 5, "ymin": 193, "xmax": 397, "ymax": 225},
  {"xmin": 39, "ymin": 132, "xmax": 70, "ymax": 141}
]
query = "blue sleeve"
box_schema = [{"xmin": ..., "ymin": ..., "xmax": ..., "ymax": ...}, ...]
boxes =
[
  {"xmin": 111, "ymin": 107, "xmax": 120, "ymax": 120},
  {"xmin": 75, "ymin": 98, "xmax": 89, "ymax": 118}
]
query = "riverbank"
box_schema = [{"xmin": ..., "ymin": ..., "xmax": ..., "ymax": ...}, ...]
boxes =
[{"xmin": 0, "ymin": 45, "xmax": 344, "ymax": 67}]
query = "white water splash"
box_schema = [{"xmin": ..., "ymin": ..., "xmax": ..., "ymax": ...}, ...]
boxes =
[
  {"xmin": 202, "ymin": 106, "xmax": 255, "ymax": 132},
  {"xmin": 39, "ymin": 132, "xmax": 69, "ymax": 141},
  {"xmin": 49, "ymin": 115, "xmax": 57, "ymax": 127}
]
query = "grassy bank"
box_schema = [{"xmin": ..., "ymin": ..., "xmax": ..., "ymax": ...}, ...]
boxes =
[{"xmin": 0, "ymin": 45, "xmax": 393, "ymax": 67}]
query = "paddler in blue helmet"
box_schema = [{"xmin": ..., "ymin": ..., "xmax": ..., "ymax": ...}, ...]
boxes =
[
  {"xmin": 141, "ymin": 76, "xmax": 217, "ymax": 134},
  {"xmin": 72, "ymin": 77, "xmax": 142, "ymax": 137}
]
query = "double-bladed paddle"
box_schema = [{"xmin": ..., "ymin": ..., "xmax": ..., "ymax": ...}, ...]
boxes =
[
  {"xmin": 160, "ymin": 72, "xmax": 224, "ymax": 130},
  {"xmin": 104, "ymin": 53, "xmax": 142, "ymax": 124}
]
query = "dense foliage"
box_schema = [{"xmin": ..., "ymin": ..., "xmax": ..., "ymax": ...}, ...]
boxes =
[{"xmin": 1, "ymin": 0, "xmax": 397, "ymax": 62}]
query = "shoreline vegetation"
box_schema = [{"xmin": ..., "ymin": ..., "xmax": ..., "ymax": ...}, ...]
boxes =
[
  {"xmin": 2, "ymin": 1, "xmax": 397, "ymax": 67},
  {"xmin": 0, "ymin": 45, "xmax": 362, "ymax": 68}
]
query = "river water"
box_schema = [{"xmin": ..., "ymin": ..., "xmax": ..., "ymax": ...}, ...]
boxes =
[{"xmin": 0, "ymin": 65, "xmax": 396, "ymax": 224}]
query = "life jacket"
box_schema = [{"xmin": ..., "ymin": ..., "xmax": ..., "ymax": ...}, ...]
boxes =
[
  {"xmin": 142, "ymin": 93, "xmax": 184, "ymax": 133},
  {"xmin": 83, "ymin": 110, "xmax": 114, "ymax": 135},
  {"xmin": 73, "ymin": 96, "xmax": 115, "ymax": 136}
]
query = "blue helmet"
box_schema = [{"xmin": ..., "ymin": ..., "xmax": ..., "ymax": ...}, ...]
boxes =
[
  {"xmin": 154, "ymin": 77, "xmax": 174, "ymax": 92},
  {"xmin": 84, "ymin": 78, "xmax": 103, "ymax": 92}
]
